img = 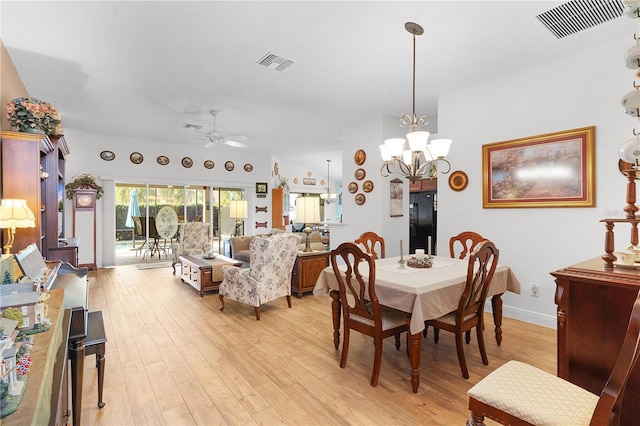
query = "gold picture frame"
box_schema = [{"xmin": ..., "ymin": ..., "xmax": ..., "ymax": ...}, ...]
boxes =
[{"xmin": 482, "ymin": 126, "xmax": 595, "ymax": 208}]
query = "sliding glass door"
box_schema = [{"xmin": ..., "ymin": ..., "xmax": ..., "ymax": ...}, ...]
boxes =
[{"xmin": 115, "ymin": 183, "xmax": 244, "ymax": 264}]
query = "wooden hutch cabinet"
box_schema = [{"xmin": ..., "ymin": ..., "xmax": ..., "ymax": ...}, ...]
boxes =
[
  {"xmin": 551, "ymin": 257, "xmax": 640, "ymax": 425},
  {"xmin": 1, "ymin": 131, "xmax": 69, "ymax": 258}
]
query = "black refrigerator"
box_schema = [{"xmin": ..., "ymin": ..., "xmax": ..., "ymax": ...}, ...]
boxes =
[{"xmin": 409, "ymin": 190, "xmax": 437, "ymax": 255}]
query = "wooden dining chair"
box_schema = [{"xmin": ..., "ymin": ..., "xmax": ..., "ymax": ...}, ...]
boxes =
[
  {"xmin": 467, "ymin": 289, "xmax": 640, "ymax": 426},
  {"xmin": 449, "ymin": 231, "xmax": 487, "ymax": 260},
  {"xmin": 355, "ymin": 231, "xmax": 386, "ymax": 259},
  {"xmin": 330, "ymin": 242, "xmax": 408, "ymax": 387},
  {"xmin": 426, "ymin": 240, "xmax": 499, "ymax": 379}
]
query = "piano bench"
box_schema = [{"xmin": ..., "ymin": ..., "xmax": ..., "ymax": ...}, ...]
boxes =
[{"xmin": 85, "ymin": 310, "xmax": 107, "ymax": 408}]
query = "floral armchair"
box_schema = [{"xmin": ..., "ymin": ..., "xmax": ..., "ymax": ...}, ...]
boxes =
[
  {"xmin": 171, "ymin": 222, "xmax": 213, "ymax": 274},
  {"xmin": 218, "ymin": 234, "xmax": 298, "ymax": 320}
]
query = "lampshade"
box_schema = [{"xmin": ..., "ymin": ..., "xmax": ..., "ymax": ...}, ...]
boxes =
[
  {"xmin": 383, "ymin": 138, "xmax": 406, "ymax": 158},
  {"xmin": 406, "ymin": 131, "xmax": 429, "ymax": 151},
  {"xmin": 229, "ymin": 200, "xmax": 248, "ymax": 219},
  {"xmin": 0, "ymin": 199, "xmax": 36, "ymax": 229},
  {"xmin": 296, "ymin": 197, "xmax": 320, "ymax": 224},
  {"xmin": 429, "ymin": 139, "xmax": 453, "ymax": 158}
]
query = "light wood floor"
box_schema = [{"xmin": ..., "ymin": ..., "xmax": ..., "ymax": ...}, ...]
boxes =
[{"xmin": 79, "ymin": 265, "xmax": 556, "ymax": 425}]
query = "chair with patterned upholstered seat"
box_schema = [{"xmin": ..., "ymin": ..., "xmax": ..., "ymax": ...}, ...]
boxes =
[
  {"xmin": 218, "ymin": 233, "xmax": 298, "ymax": 320},
  {"xmin": 466, "ymin": 289, "xmax": 640, "ymax": 426},
  {"xmin": 170, "ymin": 221, "xmax": 213, "ymax": 274},
  {"xmin": 449, "ymin": 231, "xmax": 487, "ymax": 260}
]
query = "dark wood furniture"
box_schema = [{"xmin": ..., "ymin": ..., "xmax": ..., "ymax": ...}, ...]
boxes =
[
  {"xmin": 291, "ymin": 250, "xmax": 330, "ymax": 296},
  {"xmin": 47, "ymin": 236, "xmax": 80, "ymax": 267},
  {"xmin": 449, "ymin": 231, "xmax": 487, "ymax": 260},
  {"xmin": 468, "ymin": 286, "xmax": 640, "ymax": 426},
  {"xmin": 330, "ymin": 242, "xmax": 409, "ymax": 387},
  {"xmin": 179, "ymin": 254, "xmax": 242, "ymax": 296},
  {"xmin": 85, "ymin": 310, "xmax": 107, "ymax": 409},
  {"xmin": 355, "ymin": 231, "xmax": 386, "ymax": 260},
  {"xmin": 426, "ymin": 241, "xmax": 499, "ymax": 379},
  {"xmin": 0, "ymin": 131, "xmax": 69, "ymax": 258},
  {"xmin": 551, "ymin": 257, "xmax": 640, "ymax": 425}
]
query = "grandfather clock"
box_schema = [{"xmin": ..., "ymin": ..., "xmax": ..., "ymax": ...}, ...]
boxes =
[{"xmin": 73, "ymin": 189, "xmax": 97, "ymax": 270}]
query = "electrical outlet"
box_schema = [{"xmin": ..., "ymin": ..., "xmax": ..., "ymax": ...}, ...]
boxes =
[{"xmin": 530, "ymin": 283, "xmax": 539, "ymax": 297}]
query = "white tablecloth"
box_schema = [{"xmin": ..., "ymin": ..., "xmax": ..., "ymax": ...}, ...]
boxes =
[{"xmin": 314, "ymin": 256, "xmax": 521, "ymax": 335}]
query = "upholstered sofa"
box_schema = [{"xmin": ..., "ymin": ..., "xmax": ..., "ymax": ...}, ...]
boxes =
[{"xmin": 230, "ymin": 230, "xmax": 325, "ymax": 263}]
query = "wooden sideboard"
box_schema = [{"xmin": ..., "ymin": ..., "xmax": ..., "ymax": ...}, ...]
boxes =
[
  {"xmin": 291, "ymin": 251, "xmax": 330, "ymax": 297},
  {"xmin": 551, "ymin": 257, "xmax": 640, "ymax": 425}
]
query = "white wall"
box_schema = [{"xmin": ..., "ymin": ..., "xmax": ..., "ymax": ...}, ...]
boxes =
[
  {"xmin": 331, "ymin": 116, "xmax": 410, "ymax": 256},
  {"xmin": 63, "ymin": 129, "xmax": 271, "ymax": 267},
  {"xmin": 437, "ymin": 37, "xmax": 633, "ymax": 327}
]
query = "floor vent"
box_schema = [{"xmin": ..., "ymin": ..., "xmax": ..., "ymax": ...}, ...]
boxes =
[
  {"xmin": 256, "ymin": 52, "xmax": 294, "ymax": 71},
  {"xmin": 537, "ymin": 0, "xmax": 624, "ymax": 39}
]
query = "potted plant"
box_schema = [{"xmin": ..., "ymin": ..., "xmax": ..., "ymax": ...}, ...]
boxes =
[
  {"xmin": 6, "ymin": 97, "xmax": 62, "ymax": 135},
  {"xmin": 65, "ymin": 174, "xmax": 104, "ymax": 200}
]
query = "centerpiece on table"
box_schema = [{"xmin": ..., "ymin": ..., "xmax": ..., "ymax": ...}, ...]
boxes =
[
  {"xmin": 6, "ymin": 97, "xmax": 62, "ymax": 135},
  {"xmin": 65, "ymin": 174, "xmax": 104, "ymax": 200}
]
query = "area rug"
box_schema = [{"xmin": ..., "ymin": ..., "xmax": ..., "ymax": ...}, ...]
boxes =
[{"xmin": 135, "ymin": 262, "xmax": 172, "ymax": 270}]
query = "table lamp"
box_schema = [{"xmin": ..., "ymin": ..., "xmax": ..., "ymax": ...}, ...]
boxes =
[
  {"xmin": 295, "ymin": 197, "xmax": 320, "ymax": 252},
  {"xmin": 0, "ymin": 199, "xmax": 36, "ymax": 254},
  {"xmin": 229, "ymin": 200, "xmax": 248, "ymax": 236}
]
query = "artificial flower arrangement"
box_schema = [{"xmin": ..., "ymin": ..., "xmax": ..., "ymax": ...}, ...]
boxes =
[
  {"xmin": 6, "ymin": 97, "xmax": 62, "ymax": 135},
  {"xmin": 279, "ymin": 177, "xmax": 289, "ymax": 191},
  {"xmin": 65, "ymin": 174, "xmax": 104, "ymax": 200}
]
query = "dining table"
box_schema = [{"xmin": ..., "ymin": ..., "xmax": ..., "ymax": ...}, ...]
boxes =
[{"xmin": 313, "ymin": 255, "xmax": 521, "ymax": 393}]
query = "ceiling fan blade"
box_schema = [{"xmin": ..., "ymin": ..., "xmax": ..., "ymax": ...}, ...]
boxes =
[
  {"xmin": 225, "ymin": 135, "xmax": 248, "ymax": 141},
  {"xmin": 224, "ymin": 140, "xmax": 246, "ymax": 148},
  {"xmin": 204, "ymin": 140, "xmax": 215, "ymax": 148}
]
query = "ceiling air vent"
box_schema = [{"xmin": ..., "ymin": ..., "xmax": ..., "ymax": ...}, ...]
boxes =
[
  {"xmin": 256, "ymin": 52, "xmax": 294, "ymax": 71},
  {"xmin": 537, "ymin": 0, "xmax": 624, "ymax": 39}
]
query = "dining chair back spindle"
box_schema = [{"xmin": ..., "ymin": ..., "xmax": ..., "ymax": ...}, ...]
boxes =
[
  {"xmin": 330, "ymin": 242, "xmax": 408, "ymax": 387},
  {"xmin": 467, "ymin": 288, "xmax": 640, "ymax": 425},
  {"xmin": 449, "ymin": 231, "xmax": 487, "ymax": 260},
  {"xmin": 355, "ymin": 231, "xmax": 386, "ymax": 259},
  {"xmin": 426, "ymin": 240, "xmax": 499, "ymax": 379}
]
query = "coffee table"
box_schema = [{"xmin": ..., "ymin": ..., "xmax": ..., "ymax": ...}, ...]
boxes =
[{"xmin": 179, "ymin": 254, "xmax": 242, "ymax": 297}]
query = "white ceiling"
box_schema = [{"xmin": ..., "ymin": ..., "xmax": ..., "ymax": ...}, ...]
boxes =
[{"xmin": 1, "ymin": 1, "xmax": 635, "ymax": 174}]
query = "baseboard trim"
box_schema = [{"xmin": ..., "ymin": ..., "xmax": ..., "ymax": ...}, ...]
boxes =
[{"xmin": 485, "ymin": 301, "xmax": 557, "ymax": 329}]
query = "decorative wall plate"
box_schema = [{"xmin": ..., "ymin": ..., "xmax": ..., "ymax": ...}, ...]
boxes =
[
  {"xmin": 244, "ymin": 163, "xmax": 253, "ymax": 172},
  {"xmin": 100, "ymin": 150, "xmax": 115, "ymax": 161},
  {"xmin": 354, "ymin": 149, "xmax": 366, "ymax": 165},
  {"xmin": 130, "ymin": 152, "xmax": 143, "ymax": 164},
  {"xmin": 348, "ymin": 182, "xmax": 358, "ymax": 193},
  {"xmin": 225, "ymin": 161, "xmax": 235, "ymax": 171},
  {"xmin": 181, "ymin": 157, "xmax": 193, "ymax": 168},
  {"xmin": 355, "ymin": 193, "xmax": 366, "ymax": 205},
  {"xmin": 293, "ymin": 177, "xmax": 299, "ymax": 184},
  {"xmin": 448, "ymin": 170, "xmax": 469, "ymax": 192},
  {"xmin": 354, "ymin": 168, "xmax": 366, "ymax": 180},
  {"xmin": 157, "ymin": 155, "xmax": 169, "ymax": 165},
  {"xmin": 363, "ymin": 180, "xmax": 374, "ymax": 192},
  {"xmin": 274, "ymin": 162, "xmax": 279, "ymax": 175},
  {"xmin": 203, "ymin": 160, "xmax": 215, "ymax": 169}
]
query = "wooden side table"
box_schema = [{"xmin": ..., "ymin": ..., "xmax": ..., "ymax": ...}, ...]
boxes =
[
  {"xmin": 291, "ymin": 251, "xmax": 330, "ymax": 297},
  {"xmin": 179, "ymin": 254, "xmax": 242, "ymax": 297}
]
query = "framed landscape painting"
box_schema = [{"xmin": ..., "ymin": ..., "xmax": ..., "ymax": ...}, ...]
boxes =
[{"xmin": 482, "ymin": 126, "xmax": 595, "ymax": 208}]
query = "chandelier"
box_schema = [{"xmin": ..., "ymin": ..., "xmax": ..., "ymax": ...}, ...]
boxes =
[
  {"xmin": 320, "ymin": 159, "xmax": 336, "ymax": 203},
  {"xmin": 380, "ymin": 22, "xmax": 452, "ymax": 182}
]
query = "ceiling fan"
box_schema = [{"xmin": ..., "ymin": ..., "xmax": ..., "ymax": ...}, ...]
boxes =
[{"xmin": 184, "ymin": 110, "xmax": 247, "ymax": 148}]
